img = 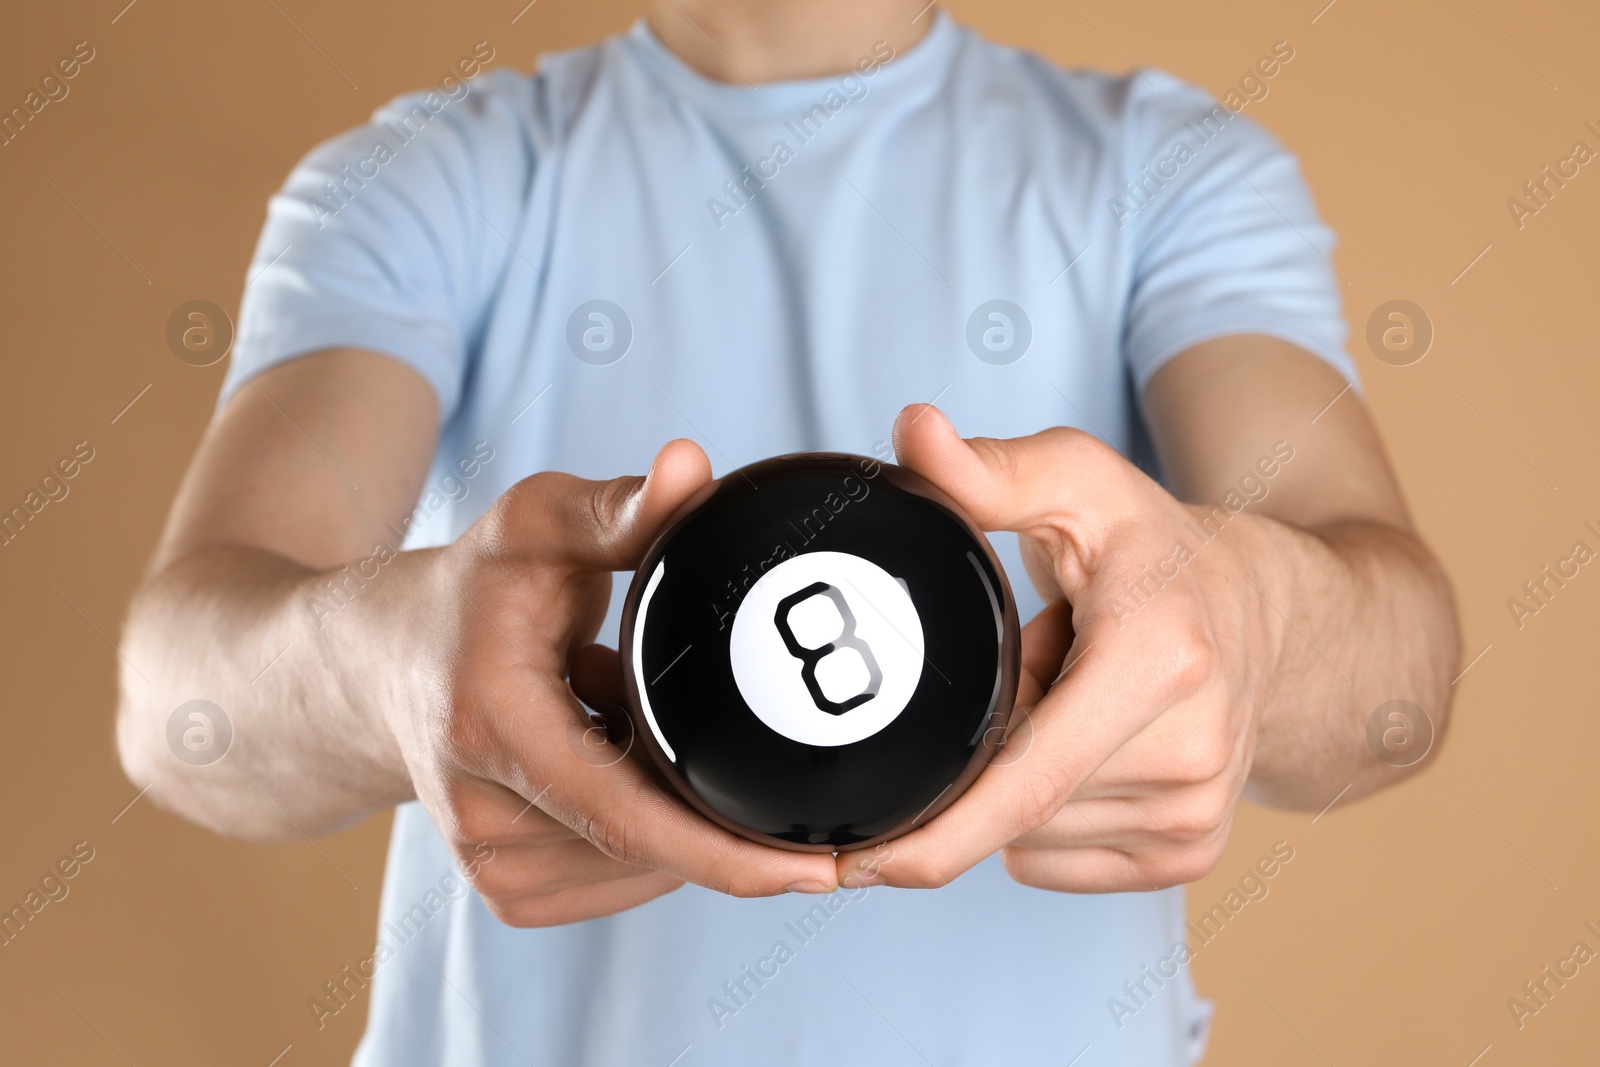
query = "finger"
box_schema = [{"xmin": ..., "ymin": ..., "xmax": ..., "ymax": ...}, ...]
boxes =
[
  {"xmin": 1008, "ymin": 604, "xmax": 1070, "ymax": 712},
  {"xmin": 891, "ymin": 404, "xmax": 1140, "ymax": 537},
  {"xmin": 565, "ymin": 647, "xmax": 844, "ymax": 896},
  {"xmin": 458, "ymin": 648, "xmax": 841, "ymax": 897},
  {"xmin": 1002, "ymin": 812, "xmax": 1234, "ymax": 894},
  {"xmin": 468, "ymin": 836, "xmax": 664, "ymax": 898},
  {"xmin": 1019, "ymin": 600, "xmax": 1074, "ymax": 696},
  {"xmin": 837, "ymin": 616, "xmax": 1200, "ymax": 889},
  {"xmin": 570, "ymin": 642, "xmax": 625, "ymax": 709},
  {"xmin": 441, "ymin": 774, "xmax": 580, "ymax": 849},
  {"xmin": 568, "ymin": 646, "xmax": 844, "ymax": 893},
  {"xmin": 1069, "ymin": 688, "xmax": 1250, "ymax": 799},
  {"xmin": 532, "ymin": 698, "xmax": 841, "ymax": 897},
  {"xmin": 999, "ymin": 844, "xmax": 1208, "ymax": 894},
  {"xmin": 503, "ymin": 437, "xmax": 714, "ymax": 571},
  {"xmin": 486, "ymin": 870, "xmax": 685, "ymax": 929},
  {"xmin": 1009, "ymin": 781, "xmax": 1236, "ymax": 851},
  {"xmin": 569, "ymin": 643, "xmax": 636, "ymax": 750}
]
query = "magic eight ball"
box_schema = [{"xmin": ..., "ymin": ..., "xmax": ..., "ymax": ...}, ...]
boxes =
[{"xmin": 618, "ymin": 452, "xmax": 1020, "ymax": 852}]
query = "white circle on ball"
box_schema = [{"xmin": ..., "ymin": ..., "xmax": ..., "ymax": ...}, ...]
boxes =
[{"xmin": 729, "ymin": 551, "xmax": 925, "ymax": 747}]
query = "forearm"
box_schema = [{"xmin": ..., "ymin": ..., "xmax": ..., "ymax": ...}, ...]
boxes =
[
  {"xmin": 117, "ymin": 544, "xmax": 434, "ymax": 838},
  {"xmin": 1239, "ymin": 514, "xmax": 1459, "ymax": 809}
]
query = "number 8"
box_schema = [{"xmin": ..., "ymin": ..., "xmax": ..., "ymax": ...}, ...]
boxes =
[{"xmin": 774, "ymin": 582, "xmax": 883, "ymax": 716}]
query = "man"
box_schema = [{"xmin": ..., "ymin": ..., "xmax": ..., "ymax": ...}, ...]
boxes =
[{"xmin": 117, "ymin": 1, "xmax": 1458, "ymax": 1063}]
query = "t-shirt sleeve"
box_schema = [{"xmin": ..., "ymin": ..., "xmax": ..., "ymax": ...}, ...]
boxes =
[
  {"xmin": 221, "ymin": 70, "xmax": 538, "ymax": 422},
  {"xmin": 1118, "ymin": 71, "xmax": 1358, "ymax": 394}
]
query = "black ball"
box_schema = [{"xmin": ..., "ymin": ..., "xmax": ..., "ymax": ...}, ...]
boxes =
[{"xmin": 618, "ymin": 452, "xmax": 1020, "ymax": 852}]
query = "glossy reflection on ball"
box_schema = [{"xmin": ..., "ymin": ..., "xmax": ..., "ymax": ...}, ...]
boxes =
[{"xmin": 619, "ymin": 452, "xmax": 1019, "ymax": 852}]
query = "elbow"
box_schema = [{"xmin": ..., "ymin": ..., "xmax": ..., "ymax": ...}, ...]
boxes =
[
  {"xmin": 1418, "ymin": 537, "xmax": 1463, "ymax": 767},
  {"xmin": 113, "ymin": 657, "xmax": 168, "ymax": 813},
  {"xmin": 114, "ymin": 675, "xmax": 302, "ymax": 844},
  {"xmin": 113, "ymin": 564, "xmax": 358, "ymax": 842},
  {"xmin": 1367, "ymin": 535, "xmax": 1462, "ymax": 791}
]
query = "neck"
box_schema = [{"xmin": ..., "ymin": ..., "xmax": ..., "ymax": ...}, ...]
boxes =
[{"xmin": 646, "ymin": 0, "xmax": 934, "ymax": 84}]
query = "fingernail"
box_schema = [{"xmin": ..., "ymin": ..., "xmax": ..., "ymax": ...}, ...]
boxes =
[{"xmin": 784, "ymin": 880, "xmax": 833, "ymax": 895}]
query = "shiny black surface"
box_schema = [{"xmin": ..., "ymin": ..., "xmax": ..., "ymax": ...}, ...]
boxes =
[{"xmin": 621, "ymin": 453, "xmax": 1017, "ymax": 849}]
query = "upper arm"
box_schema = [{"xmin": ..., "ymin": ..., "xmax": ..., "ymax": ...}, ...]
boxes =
[
  {"xmin": 155, "ymin": 349, "xmax": 439, "ymax": 574},
  {"xmin": 223, "ymin": 72, "xmax": 535, "ymax": 417},
  {"xmin": 1112, "ymin": 73, "xmax": 1401, "ymax": 531},
  {"xmin": 1119, "ymin": 70, "xmax": 1354, "ymax": 398},
  {"xmin": 1143, "ymin": 335, "xmax": 1410, "ymax": 533},
  {"xmin": 163, "ymin": 75, "xmax": 541, "ymax": 573}
]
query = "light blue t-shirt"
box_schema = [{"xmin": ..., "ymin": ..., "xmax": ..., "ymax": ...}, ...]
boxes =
[{"xmin": 226, "ymin": 13, "xmax": 1355, "ymax": 1066}]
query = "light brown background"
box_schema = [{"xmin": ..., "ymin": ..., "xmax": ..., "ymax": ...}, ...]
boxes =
[{"xmin": 2, "ymin": 0, "xmax": 1596, "ymax": 1063}]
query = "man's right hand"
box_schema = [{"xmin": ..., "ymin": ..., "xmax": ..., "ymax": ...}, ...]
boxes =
[
  {"xmin": 400, "ymin": 439, "xmax": 841, "ymax": 926},
  {"xmin": 117, "ymin": 350, "xmax": 838, "ymax": 930}
]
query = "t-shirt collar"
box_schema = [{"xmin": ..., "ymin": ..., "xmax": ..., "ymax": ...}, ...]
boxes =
[{"xmin": 623, "ymin": 9, "xmax": 959, "ymax": 116}]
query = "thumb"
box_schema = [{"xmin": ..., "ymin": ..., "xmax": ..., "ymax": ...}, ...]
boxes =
[
  {"xmin": 891, "ymin": 404, "xmax": 1125, "ymax": 533},
  {"xmin": 507, "ymin": 438, "xmax": 713, "ymax": 571}
]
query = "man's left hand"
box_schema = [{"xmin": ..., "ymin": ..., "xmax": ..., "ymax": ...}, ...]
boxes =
[{"xmin": 836, "ymin": 403, "xmax": 1287, "ymax": 893}]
